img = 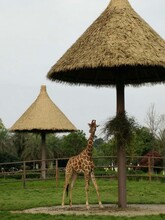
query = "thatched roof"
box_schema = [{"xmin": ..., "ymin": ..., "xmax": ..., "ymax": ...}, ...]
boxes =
[
  {"xmin": 47, "ymin": 0, "xmax": 165, "ymax": 86},
  {"xmin": 10, "ymin": 85, "xmax": 77, "ymax": 132}
]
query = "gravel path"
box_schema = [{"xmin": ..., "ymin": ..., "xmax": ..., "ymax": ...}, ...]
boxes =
[{"xmin": 13, "ymin": 204, "xmax": 165, "ymax": 217}]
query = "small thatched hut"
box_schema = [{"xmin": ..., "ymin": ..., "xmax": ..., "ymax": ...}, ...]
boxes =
[{"xmin": 10, "ymin": 85, "xmax": 76, "ymax": 178}]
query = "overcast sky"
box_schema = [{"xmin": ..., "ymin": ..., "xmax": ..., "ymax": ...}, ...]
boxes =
[{"xmin": 0, "ymin": 0, "xmax": 165, "ymax": 136}]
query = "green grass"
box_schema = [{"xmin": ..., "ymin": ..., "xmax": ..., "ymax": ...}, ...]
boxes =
[
  {"xmin": 0, "ymin": 178, "xmax": 165, "ymax": 219},
  {"xmin": 0, "ymin": 212, "xmax": 165, "ymax": 220},
  {"xmin": 0, "ymin": 178, "xmax": 165, "ymax": 211}
]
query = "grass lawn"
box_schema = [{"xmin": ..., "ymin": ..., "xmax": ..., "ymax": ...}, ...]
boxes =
[
  {"xmin": 0, "ymin": 211, "xmax": 165, "ymax": 220},
  {"xmin": 0, "ymin": 178, "xmax": 165, "ymax": 219}
]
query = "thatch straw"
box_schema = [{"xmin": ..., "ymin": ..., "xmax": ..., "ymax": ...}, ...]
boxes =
[
  {"xmin": 10, "ymin": 85, "xmax": 77, "ymax": 132},
  {"xmin": 47, "ymin": 0, "xmax": 165, "ymax": 86}
]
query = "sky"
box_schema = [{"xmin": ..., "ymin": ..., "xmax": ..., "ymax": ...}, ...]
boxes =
[{"xmin": 0, "ymin": 0, "xmax": 165, "ymax": 137}]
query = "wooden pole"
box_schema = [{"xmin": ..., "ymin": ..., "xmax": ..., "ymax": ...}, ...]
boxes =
[
  {"xmin": 23, "ymin": 161, "xmax": 26, "ymax": 189},
  {"xmin": 56, "ymin": 159, "xmax": 59, "ymax": 188},
  {"xmin": 41, "ymin": 132, "xmax": 46, "ymax": 179},
  {"xmin": 148, "ymin": 157, "xmax": 152, "ymax": 182},
  {"xmin": 116, "ymin": 83, "xmax": 127, "ymax": 208}
]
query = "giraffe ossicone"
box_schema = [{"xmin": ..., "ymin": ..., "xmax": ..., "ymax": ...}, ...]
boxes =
[{"xmin": 61, "ymin": 119, "xmax": 103, "ymax": 209}]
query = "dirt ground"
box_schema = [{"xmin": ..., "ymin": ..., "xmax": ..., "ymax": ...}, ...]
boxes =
[{"xmin": 13, "ymin": 204, "xmax": 165, "ymax": 217}]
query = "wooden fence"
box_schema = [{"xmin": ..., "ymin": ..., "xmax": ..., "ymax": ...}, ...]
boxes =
[{"xmin": 0, "ymin": 156, "xmax": 164, "ymax": 188}]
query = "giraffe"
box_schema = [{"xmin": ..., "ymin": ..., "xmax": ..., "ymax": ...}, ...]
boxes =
[{"xmin": 62, "ymin": 120, "xmax": 103, "ymax": 209}]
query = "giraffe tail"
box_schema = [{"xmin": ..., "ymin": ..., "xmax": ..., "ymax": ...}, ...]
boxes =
[{"xmin": 66, "ymin": 184, "xmax": 69, "ymax": 197}]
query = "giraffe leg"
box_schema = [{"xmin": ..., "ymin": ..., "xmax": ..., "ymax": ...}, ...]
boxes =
[
  {"xmin": 84, "ymin": 172, "xmax": 90, "ymax": 210},
  {"xmin": 91, "ymin": 172, "xmax": 104, "ymax": 208},
  {"xmin": 69, "ymin": 172, "xmax": 77, "ymax": 208},
  {"xmin": 62, "ymin": 172, "xmax": 72, "ymax": 207}
]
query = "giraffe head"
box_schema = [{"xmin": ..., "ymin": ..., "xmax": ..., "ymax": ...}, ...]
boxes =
[{"xmin": 88, "ymin": 120, "xmax": 99, "ymax": 134}]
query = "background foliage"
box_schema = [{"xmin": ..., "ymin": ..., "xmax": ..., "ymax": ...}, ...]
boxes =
[{"xmin": 0, "ymin": 104, "xmax": 165, "ymax": 165}]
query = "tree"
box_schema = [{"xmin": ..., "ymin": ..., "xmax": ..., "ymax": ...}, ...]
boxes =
[
  {"xmin": 93, "ymin": 137, "xmax": 116, "ymax": 157},
  {"xmin": 144, "ymin": 104, "xmax": 165, "ymax": 173},
  {"xmin": 93, "ymin": 137, "xmax": 117, "ymax": 167},
  {"xmin": 145, "ymin": 103, "xmax": 165, "ymax": 153},
  {"xmin": 145, "ymin": 104, "xmax": 165, "ymax": 139},
  {"xmin": 20, "ymin": 134, "xmax": 41, "ymax": 161},
  {"xmin": 12, "ymin": 133, "xmax": 28, "ymax": 160},
  {"xmin": 94, "ymin": 138, "xmax": 104, "ymax": 149},
  {"xmin": 132, "ymin": 126, "xmax": 154, "ymax": 156},
  {"xmin": 0, "ymin": 119, "xmax": 18, "ymax": 164},
  {"xmin": 157, "ymin": 129, "xmax": 165, "ymax": 172},
  {"xmin": 47, "ymin": 134, "xmax": 63, "ymax": 158},
  {"xmin": 61, "ymin": 130, "xmax": 87, "ymax": 157},
  {"xmin": 0, "ymin": 119, "xmax": 17, "ymax": 159},
  {"xmin": 0, "ymin": 119, "xmax": 8, "ymax": 153}
]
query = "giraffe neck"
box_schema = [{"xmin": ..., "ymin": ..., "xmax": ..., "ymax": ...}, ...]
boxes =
[{"xmin": 86, "ymin": 132, "xmax": 95, "ymax": 156}]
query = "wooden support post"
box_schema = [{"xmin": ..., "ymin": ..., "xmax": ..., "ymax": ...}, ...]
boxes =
[
  {"xmin": 23, "ymin": 161, "xmax": 26, "ymax": 189},
  {"xmin": 148, "ymin": 157, "xmax": 152, "ymax": 182},
  {"xmin": 41, "ymin": 132, "xmax": 46, "ymax": 179},
  {"xmin": 116, "ymin": 83, "xmax": 127, "ymax": 208},
  {"xmin": 56, "ymin": 159, "xmax": 59, "ymax": 188}
]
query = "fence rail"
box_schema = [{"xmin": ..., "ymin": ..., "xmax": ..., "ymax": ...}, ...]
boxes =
[{"xmin": 0, "ymin": 156, "xmax": 164, "ymax": 188}]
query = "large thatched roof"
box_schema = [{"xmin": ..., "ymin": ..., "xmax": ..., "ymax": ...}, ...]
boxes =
[
  {"xmin": 47, "ymin": 0, "xmax": 165, "ymax": 86},
  {"xmin": 10, "ymin": 85, "xmax": 77, "ymax": 132}
]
